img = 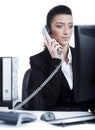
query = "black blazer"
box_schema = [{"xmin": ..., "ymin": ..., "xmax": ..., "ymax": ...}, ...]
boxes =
[{"xmin": 23, "ymin": 47, "xmax": 94, "ymax": 111}]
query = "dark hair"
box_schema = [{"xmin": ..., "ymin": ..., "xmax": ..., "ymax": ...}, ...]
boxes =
[{"xmin": 46, "ymin": 5, "xmax": 72, "ymax": 28}]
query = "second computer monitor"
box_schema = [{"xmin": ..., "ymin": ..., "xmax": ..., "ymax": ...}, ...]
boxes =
[{"xmin": 74, "ymin": 25, "xmax": 95, "ymax": 102}]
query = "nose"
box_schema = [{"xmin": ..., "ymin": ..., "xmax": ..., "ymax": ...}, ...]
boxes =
[{"xmin": 63, "ymin": 26, "xmax": 70, "ymax": 35}]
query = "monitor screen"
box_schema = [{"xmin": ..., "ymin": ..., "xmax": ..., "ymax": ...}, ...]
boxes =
[{"xmin": 74, "ymin": 25, "xmax": 95, "ymax": 102}]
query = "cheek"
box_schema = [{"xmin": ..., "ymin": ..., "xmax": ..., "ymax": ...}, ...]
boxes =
[
  {"xmin": 69, "ymin": 30, "xmax": 73, "ymax": 37},
  {"xmin": 70, "ymin": 29, "xmax": 73, "ymax": 34},
  {"xmin": 51, "ymin": 30, "xmax": 60, "ymax": 38}
]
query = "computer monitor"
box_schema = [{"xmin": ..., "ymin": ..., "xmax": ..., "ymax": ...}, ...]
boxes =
[{"xmin": 74, "ymin": 25, "xmax": 95, "ymax": 102}]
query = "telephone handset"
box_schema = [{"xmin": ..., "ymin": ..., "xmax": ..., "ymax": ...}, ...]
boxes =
[
  {"xmin": 42, "ymin": 25, "xmax": 52, "ymax": 42},
  {"xmin": 42, "ymin": 25, "xmax": 63, "ymax": 55}
]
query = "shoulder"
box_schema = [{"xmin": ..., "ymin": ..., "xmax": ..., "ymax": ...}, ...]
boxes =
[{"xmin": 29, "ymin": 49, "xmax": 51, "ymax": 67}]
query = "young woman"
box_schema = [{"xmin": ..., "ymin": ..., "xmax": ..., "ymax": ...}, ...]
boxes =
[{"xmin": 23, "ymin": 5, "xmax": 95, "ymax": 112}]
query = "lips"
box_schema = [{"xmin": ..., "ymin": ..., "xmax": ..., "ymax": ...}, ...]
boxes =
[{"xmin": 61, "ymin": 37, "xmax": 70, "ymax": 41}]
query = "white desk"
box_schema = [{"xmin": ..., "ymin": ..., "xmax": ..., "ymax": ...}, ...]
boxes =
[{"xmin": 0, "ymin": 110, "xmax": 95, "ymax": 130}]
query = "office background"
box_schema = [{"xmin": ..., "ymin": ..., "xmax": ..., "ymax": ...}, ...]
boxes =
[{"xmin": 0, "ymin": 0, "xmax": 95, "ymax": 101}]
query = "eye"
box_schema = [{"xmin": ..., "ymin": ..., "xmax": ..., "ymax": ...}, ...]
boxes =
[
  {"xmin": 56, "ymin": 24, "xmax": 63, "ymax": 28},
  {"xmin": 69, "ymin": 25, "xmax": 73, "ymax": 29}
]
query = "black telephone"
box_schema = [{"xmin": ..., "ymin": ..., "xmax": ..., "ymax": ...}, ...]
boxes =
[{"xmin": 42, "ymin": 25, "xmax": 63, "ymax": 55}]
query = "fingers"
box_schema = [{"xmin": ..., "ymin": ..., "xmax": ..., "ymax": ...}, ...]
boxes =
[
  {"xmin": 44, "ymin": 37, "xmax": 56, "ymax": 50},
  {"xmin": 44, "ymin": 37, "xmax": 63, "ymax": 58},
  {"xmin": 44, "ymin": 37, "xmax": 59, "ymax": 50}
]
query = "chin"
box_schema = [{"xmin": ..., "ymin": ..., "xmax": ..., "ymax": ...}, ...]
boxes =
[{"xmin": 61, "ymin": 42, "xmax": 69, "ymax": 47}]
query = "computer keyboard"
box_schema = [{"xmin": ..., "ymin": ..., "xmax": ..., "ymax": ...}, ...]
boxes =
[
  {"xmin": 48, "ymin": 112, "xmax": 95, "ymax": 126},
  {"xmin": 0, "ymin": 111, "xmax": 37, "ymax": 125}
]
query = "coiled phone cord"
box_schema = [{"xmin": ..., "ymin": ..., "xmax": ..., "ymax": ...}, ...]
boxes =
[{"xmin": 14, "ymin": 60, "xmax": 62, "ymax": 110}]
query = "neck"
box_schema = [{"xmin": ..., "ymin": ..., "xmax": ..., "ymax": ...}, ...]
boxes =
[{"xmin": 62, "ymin": 45, "xmax": 69, "ymax": 63}]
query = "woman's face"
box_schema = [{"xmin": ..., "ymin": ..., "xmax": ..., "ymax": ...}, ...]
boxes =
[{"xmin": 50, "ymin": 14, "xmax": 73, "ymax": 47}]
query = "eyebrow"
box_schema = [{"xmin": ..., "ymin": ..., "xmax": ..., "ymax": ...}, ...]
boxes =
[{"xmin": 56, "ymin": 22, "xmax": 73, "ymax": 25}]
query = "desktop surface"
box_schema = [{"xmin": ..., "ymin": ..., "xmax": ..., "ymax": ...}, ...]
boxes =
[{"xmin": 0, "ymin": 110, "xmax": 95, "ymax": 130}]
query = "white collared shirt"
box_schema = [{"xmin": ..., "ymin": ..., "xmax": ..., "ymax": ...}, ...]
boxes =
[{"xmin": 61, "ymin": 47, "xmax": 73, "ymax": 90}]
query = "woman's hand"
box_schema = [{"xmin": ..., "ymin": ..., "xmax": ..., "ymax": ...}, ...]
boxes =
[{"xmin": 44, "ymin": 37, "xmax": 63, "ymax": 59}]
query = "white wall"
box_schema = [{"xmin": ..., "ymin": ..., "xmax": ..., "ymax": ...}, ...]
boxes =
[{"xmin": 0, "ymin": 0, "xmax": 95, "ymax": 100}]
